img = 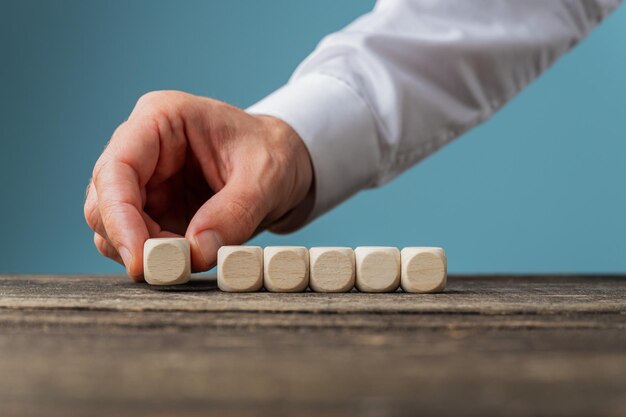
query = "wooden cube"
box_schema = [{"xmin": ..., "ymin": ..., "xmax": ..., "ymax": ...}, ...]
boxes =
[
  {"xmin": 309, "ymin": 247, "xmax": 355, "ymax": 292},
  {"xmin": 217, "ymin": 246, "xmax": 263, "ymax": 292},
  {"xmin": 143, "ymin": 238, "xmax": 191, "ymax": 286},
  {"xmin": 354, "ymin": 247, "xmax": 400, "ymax": 292},
  {"xmin": 401, "ymin": 247, "xmax": 447, "ymax": 293},
  {"xmin": 264, "ymin": 246, "xmax": 309, "ymax": 292}
]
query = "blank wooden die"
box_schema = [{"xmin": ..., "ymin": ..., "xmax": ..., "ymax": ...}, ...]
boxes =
[
  {"xmin": 401, "ymin": 247, "xmax": 447, "ymax": 293},
  {"xmin": 309, "ymin": 247, "xmax": 355, "ymax": 292},
  {"xmin": 264, "ymin": 247, "xmax": 309, "ymax": 292},
  {"xmin": 217, "ymin": 246, "xmax": 263, "ymax": 292},
  {"xmin": 143, "ymin": 238, "xmax": 191, "ymax": 286},
  {"xmin": 355, "ymin": 247, "xmax": 400, "ymax": 293}
]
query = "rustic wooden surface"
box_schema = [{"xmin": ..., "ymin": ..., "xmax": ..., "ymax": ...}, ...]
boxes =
[{"xmin": 0, "ymin": 274, "xmax": 625, "ymax": 417}]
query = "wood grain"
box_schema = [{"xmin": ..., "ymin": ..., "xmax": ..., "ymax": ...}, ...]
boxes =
[
  {"xmin": 309, "ymin": 247, "xmax": 355, "ymax": 292},
  {"xmin": 354, "ymin": 247, "xmax": 400, "ymax": 293},
  {"xmin": 0, "ymin": 274, "xmax": 625, "ymax": 417},
  {"xmin": 143, "ymin": 238, "xmax": 191, "ymax": 285},
  {"xmin": 217, "ymin": 246, "xmax": 263, "ymax": 292},
  {"xmin": 264, "ymin": 246, "xmax": 309, "ymax": 292},
  {"xmin": 400, "ymin": 247, "xmax": 447, "ymax": 293}
]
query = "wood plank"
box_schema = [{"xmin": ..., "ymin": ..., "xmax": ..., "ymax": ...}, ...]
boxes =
[
  {"xmin": 1, "ymin": 318, "xmax": 625, "ymax": 417},
  {"xmin": 1, "ymin": 308, "xmax": 625, "ymax": 332},
  {"xmin": 1, "ymin": 274, "xmax": 625, "ymax": 417},
  {"xmin": 1, "ymin": 274, "xmax": 625, "ymax": 314}
]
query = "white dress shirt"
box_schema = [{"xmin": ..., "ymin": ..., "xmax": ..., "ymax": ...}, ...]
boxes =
[{"xmin": 248, "ymin": 0, "xmax": 622, "ymax": 231}]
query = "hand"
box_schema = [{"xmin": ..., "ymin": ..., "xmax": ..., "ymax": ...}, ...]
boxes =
[{"xmin": 84, "ymin": 91, "xmax": 313, "ymax": 280}]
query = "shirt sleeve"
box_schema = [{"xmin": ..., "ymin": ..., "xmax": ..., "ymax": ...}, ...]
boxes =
[{"xmin": 247, "ymin": 0, "xmax": 622, "ymax": 232}]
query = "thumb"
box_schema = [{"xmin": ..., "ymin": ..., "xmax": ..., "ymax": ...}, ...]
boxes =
[{"xmin": 185, "ymin": 181, "xmax": 267, "ymax": 271}]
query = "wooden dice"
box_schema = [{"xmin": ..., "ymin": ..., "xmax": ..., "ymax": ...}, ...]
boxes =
[
  {"xmin": 217, "ymin": 246, "xmax": 263, "ymax": 292},
  {"xmin": 143, "ymin": 238, "xmax": 191, "ymax": 286},
  {"xmin": 401, "ymin": 247, "xmax": 447, "ymax": 293},
  {"xmin": 264, "ymin": 247, "xmax": 309, "ymax": 292},
  {"xmin": 309, "ymin": 247, "xmax": 355, "ymax": 292},
  {"xmin": 143, "ymin": 239, "xmax": 447, "ymax": 294},
  {"xmin": 354, "ymin": 247, "xmax": 401, "ymax": 293}
]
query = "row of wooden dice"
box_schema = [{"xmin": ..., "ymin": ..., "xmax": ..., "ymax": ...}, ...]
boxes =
[
  {"xmin": 143, "ymin": 238, "xmax": 446, "ymax": 293},
  {"xmin": 218, "ymin": 246, "xmax": 447, "ymax": 293}
]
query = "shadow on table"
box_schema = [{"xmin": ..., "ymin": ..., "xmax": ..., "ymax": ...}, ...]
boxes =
[
  {"xmin": 147, "ymin": 275, "xmax": 218, "ymax": 292},
  {"xmin": 146, "ymin": 276, "xmax": 466, "ymax": 295}
]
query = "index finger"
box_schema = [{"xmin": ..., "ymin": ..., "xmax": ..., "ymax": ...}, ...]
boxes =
[{"xmin": 92, "ymin": 118, "xmax": 159, "ymax": 276}]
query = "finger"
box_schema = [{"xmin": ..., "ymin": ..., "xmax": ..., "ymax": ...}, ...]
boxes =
[
  {"xmin": 130, "ymin": 91, "xmax": 192, "ymax": 187},
  {"xmin": 84, "ymin": 181, "xmax": 110, "ymax": 239},
  {"xmin": 92, "ymin": 118, "xmax": 160, "ymax": 276},
  {"xmin": 90, "ymin": 177, "xmax": 182, "ymax": 259},
  {"xmin": 94, "ymin": 233, "xmax": 122, "ymax": 264},
  {"xmin": 94, "ymin": 234, "xmax": 148, "ymax": 283},
  {"xmin": 185, "ymin": 179, "xmax": 268, "ymax": 271},
  {"xmin": 95, "ymin": 225, "xmax": 182, "ymax": 285},
  {"xmin": 93, "ymin": 93, "xmax": 199, "ymax": 276}
]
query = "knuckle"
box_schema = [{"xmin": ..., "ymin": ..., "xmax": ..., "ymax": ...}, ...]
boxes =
[
  {"xmin": 137, "ymin": 90, "xmax": 169, "ymax": 106},
  {"xmin": 84, "ymin": 188, "xmax": 94, "ymax": 222},
  {"xmin": 84, "ymin": 202, "xmax": 98, "ymax": 230},
  {"xmin": 94, "ymin": 234, "xmax": 119, "ymax": 261},
  {"xmin": 110, "ymin": 120, "xmax": 128, "ymax": 139},
  {"xmin": 93, "ymin": 234, "xmax": 108, "ymax": 257},
  {"xmin": 84, "ymin": 188, "xmax": 107, "ymax": 236},
  {"xmin": 92, "ymin": 155, "xmax": 113, "ymax": 185},
  {"xmin": 134, "ymin": 92, "xmax": 189, "ymax": 139},
  {"xmin": 136, "ymin": 90, "xmax": 186, "ymax": 112}
]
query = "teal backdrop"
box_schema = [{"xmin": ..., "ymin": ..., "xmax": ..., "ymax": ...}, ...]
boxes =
[{"xmin": 1, "ymin": 1, "xmax": 625, "ymax": 274}]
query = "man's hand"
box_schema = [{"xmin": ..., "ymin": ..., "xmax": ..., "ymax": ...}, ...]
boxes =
[{"xmin": 84, "ymin": 91, "xmax": 313, "ymax": 280}]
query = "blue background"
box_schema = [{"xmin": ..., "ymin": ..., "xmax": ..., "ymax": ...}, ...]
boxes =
[{"xmin": 1, "ymin": 1, "xmax": 625, "ymax": 274}]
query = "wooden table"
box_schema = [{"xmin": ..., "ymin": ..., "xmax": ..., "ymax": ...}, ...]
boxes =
[{"xmin": 1, "ymin": 274, "xmax": 625, "ymax": 416}]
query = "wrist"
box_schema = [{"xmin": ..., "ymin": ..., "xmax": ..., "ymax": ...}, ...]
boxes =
[{"xmin": 256, "ymin": 115, "xmax": 315, "ymax": 232}]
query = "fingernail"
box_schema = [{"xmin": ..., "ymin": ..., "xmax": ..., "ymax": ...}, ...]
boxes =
[
  {"xmin": 119, "ymin": 246, "xmax": 133, "ymax": 270},
  {"xmin": 195, "ymin": 230, "xmax": 223, "ymax": 268}
]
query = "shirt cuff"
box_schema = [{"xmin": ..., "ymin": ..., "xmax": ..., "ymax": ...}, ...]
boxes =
[{"xmin": 247, "ymin": 73, "xmax": 380, "ymax": 231}]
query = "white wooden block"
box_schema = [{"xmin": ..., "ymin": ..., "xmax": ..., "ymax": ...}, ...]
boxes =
[
  {"xmin": 354, "ymin": 247, "xmax": 400, "ymax": 293},
  {"xmin": 401, "ymin": 247, "xmax": 447, "ymax": 293},
  {"xmin": 309, "ymin": 247, "xmax": 355, "ymax": 293},
  {"xmin": 217, "ymin": 246, "xmax": 263, "ymax": 292},
  {"xmin": 264, "ymin": 246, "xmax": 309, "ymax": 292},
  {"xmin": 143, "ymin": 238, "xmax": 191, "ymax": 286}
]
